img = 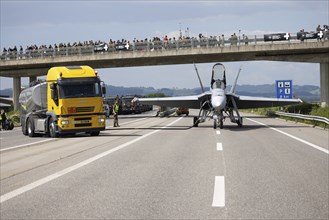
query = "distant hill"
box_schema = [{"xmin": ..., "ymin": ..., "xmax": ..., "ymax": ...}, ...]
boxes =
[
  {"xmin": 0, "ymin": 84, "xmax": 320, "ymax": 102},
  {"xmin": 105, "ymin": 84, "xmax": 320, "ymax": 102},
  {"xmin": 0, "ymin": 88, "xmax": 12, "ymax": 97},
  {"xmin": 230, "ymin": 84, "xmax": 320, "ymax": 102}
]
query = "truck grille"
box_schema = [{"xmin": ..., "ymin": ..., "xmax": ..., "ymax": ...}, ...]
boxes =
[{"xmin": 76, "ymin": 106, "xmax": 94, "ymax": 113}]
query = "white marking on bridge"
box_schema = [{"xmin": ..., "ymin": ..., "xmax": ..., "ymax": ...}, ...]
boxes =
[{"xmin": 104, "ymin": 44, "xmax": 108, "ymax": 51}]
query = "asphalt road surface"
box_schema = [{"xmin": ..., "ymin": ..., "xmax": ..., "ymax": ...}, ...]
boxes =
[{"xmin": 0, "ymin": 110, "xmax": 328, "ymax": 219}]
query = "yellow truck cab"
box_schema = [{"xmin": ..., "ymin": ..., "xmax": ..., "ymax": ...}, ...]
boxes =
[{"xmin": 19, "ymin": 66, "xmax": 106, "ymax": 137}]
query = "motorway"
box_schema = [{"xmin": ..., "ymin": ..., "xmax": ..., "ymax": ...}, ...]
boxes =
[{"xmin": 0, "ymin": 110, "xmax": 328, "ymax": 219}]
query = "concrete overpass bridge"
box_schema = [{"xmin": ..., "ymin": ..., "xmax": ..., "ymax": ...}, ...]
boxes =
[{"xmin": 1, "ymin": 36, "xmax": 328, "ymax": 109}]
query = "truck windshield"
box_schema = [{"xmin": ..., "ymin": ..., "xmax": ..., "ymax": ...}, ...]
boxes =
[{"xmin": 59, "ymin": 82, "xmax": 102, "ymax": 98}]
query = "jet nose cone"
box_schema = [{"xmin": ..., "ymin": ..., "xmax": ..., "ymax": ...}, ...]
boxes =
[{"xmin": 212, "ymin": 96, "xmax": 226, "ymax": 110}]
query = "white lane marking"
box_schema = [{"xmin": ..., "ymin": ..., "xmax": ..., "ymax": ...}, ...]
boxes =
[
  {"xmin": 0, "ymin": 118, "xmax": 146, "ymax": 152},
  {"xmin": 217, "ymin": 142, "xmax": 223, "ymax": 151},
  {"xmin": 246, "ymin": 118, "xmax": 329, "ymax": 155},
  {"xmin": 212, "ymin": 176, "xmax": 225, "ymax": 207},
  {"xmin": 1, "ymin": 118, "xmax": 147, "ymax": 152},
  {"xmin": 0, "ymin": 139, "xmax": 55, "ymax": 152},
  {"xmin": 216, "ymin": 130, "xmax": 221, "ymax": 135},
  {"xmin": 1, "ymin": 118, "xmax": 148, "ymax": 151},
  {"xmin": 0, "ymin": 117, "xmax": 183, "ymax": 203},
  {"xmin": 106, "ymin": 117, "xmax": 147, "ymax": 129}
]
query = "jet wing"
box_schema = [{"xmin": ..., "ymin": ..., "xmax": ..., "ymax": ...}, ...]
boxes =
[
  {"xmin": 227, "ymin": 93, "xmax": 302, "ymax": 109},
  {"xmin": 135, "ymin": 92, "xmax": 211, "ymax": 109}
]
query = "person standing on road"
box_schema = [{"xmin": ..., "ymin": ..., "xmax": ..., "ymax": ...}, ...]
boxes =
[
  {"xmin": 1, "ymin": 109, "xmax": 7, "ymax": 130},
  {"xmin": 0, "ymin": 110, "xmax": 2, "ymax": 131},
  {"xmin": 113, "ymin": 101, "xmax": 120, "ymax": 127}
]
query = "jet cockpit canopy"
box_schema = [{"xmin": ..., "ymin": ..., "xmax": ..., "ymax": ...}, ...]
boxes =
[{"xmin": 211, "ymin": 63, "xmax": 226, "ymax": 89}]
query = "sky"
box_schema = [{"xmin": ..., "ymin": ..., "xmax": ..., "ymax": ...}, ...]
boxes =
[{"xmin": 1, "ymin": 0, "xmax": 328, "ymax": 90}]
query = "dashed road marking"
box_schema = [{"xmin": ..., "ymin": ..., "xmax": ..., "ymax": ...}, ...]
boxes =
[
  {"xmin": 217, "ymin": 142, "xmax": 223, "ymax": 151},
  {"xmin": 212, "ymin": 176, "xmax": 225, "ymax": 207}
]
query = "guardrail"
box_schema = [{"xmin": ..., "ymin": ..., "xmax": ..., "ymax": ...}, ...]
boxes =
[
  {"xmin": 274, "ymin": 111, "xmax": 329, "ymax": 125},
  {"xmin": 1, "ymin": 31, "xmax": 328, "ymax": 61}
]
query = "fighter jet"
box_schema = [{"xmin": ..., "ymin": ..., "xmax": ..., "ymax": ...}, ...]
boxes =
[{"xmin": 135, "ymin": 63, "xmax": 302, "ymax": 129}]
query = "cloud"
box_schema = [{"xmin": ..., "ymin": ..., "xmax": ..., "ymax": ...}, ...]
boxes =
[{"xmin": 0, "ymin": 0, "xmax": 325, "ymax": 89}]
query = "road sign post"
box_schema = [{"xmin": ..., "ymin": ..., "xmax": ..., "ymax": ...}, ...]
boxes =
[{"xmin": 276, "ymin": 80, "xmax": 293, "ymax": 99}]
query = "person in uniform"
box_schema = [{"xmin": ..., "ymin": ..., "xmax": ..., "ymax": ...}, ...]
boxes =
[
  {"xmin": 0, "ymin": 110, "xmax": 2, "ymax": 131},
  {"xmin": 1, "ymin": 109, "xmax": 7, "ymax": 130},
  {"xmin": 113, "ymin": 101, "xmax": 120, "ymax": 127}
]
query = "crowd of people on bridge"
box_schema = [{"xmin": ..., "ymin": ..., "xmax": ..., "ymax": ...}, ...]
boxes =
[
  {"xmin": 2, "ymin": 24, "xmax": 328, "ymax": 59},
  {"xmin": 2, "ymin": 40, "xmax": 110, "ymax": 54},
  {"xmin": 0, "ymin": 31, "xmax": 254, "ymax": 57}
]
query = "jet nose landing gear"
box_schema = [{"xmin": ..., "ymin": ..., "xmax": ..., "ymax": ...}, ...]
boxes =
[{"xmin": 213, "ymin": 115, "xmax": 223, "ymax": 129}]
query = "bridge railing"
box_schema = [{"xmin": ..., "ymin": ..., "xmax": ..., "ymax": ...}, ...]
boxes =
[{"xmin": 1, "ymin": 32, "xmax": 328, "ymax": 61}]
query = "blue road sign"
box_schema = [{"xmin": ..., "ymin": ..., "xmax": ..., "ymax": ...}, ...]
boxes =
[{"xmin": 276, "ymin": 80, "xmax": 293, "ymax": 99}]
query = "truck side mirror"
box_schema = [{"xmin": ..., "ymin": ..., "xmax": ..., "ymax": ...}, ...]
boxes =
[
  {"xmin": 102, "ymin": 86, "xmax": 106, "ymax": 95},
  {"xmin": 50, "ymin": 82, "xmax": 56, "ymax": 90}
]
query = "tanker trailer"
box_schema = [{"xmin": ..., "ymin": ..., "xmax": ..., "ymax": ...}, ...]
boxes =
[{"xmin": 19, "ymin": 82, "xmax": 48, "ymax": 136}]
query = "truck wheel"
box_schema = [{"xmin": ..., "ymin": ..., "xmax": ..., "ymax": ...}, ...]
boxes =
[
  {"xmin": 22, "ymin": 122, "xmax": 28, "ymax": 136},
  {"xmin": 49, "ymin": 118, "xmax": 58, "ymax": 138},
  {"xmin": 27, "ymin": 118, "xmax": 36, "ymax": 137},
  {"xmin": 8, "ymin": 122, "xmax": 14, "ymax": 130},
  {"xmin": 90, "ymin": 131, "xmax": 100, "ymax": 136}
]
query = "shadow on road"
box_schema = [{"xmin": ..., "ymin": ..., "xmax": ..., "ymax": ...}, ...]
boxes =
[{"xmin": 108, "ymin": 125, "xmax": 193, "ymax": 132}]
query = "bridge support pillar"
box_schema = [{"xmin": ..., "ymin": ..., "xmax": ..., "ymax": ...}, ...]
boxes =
[
  {"xmin": 13, "ymin": 77, "xmax": 21, "ymax": 111},
  {"xmin": 320, "ymin": 63, "xmax": 329, "ymax": 107}
]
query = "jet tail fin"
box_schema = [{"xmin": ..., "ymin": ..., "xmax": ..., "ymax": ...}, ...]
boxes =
[
  {"xmin": 230, "ymin": 65, "xmax": 242, "ymax": 94},
  {"xmin": 194, "ymin": 63, "xmax": 205, "ymax": 93}
]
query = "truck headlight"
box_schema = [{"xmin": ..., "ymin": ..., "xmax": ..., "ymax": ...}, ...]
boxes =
[
  {"xmin": 98, "ymin": 118, "xmax": 105, "ymax": 123},
  {"xmin": 61, "ymin": 120, "xmax": 69, "ymax": 125},
  {"xmin": 97, "ymin": 115, "xmax": 105, "ymax": 123}
]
